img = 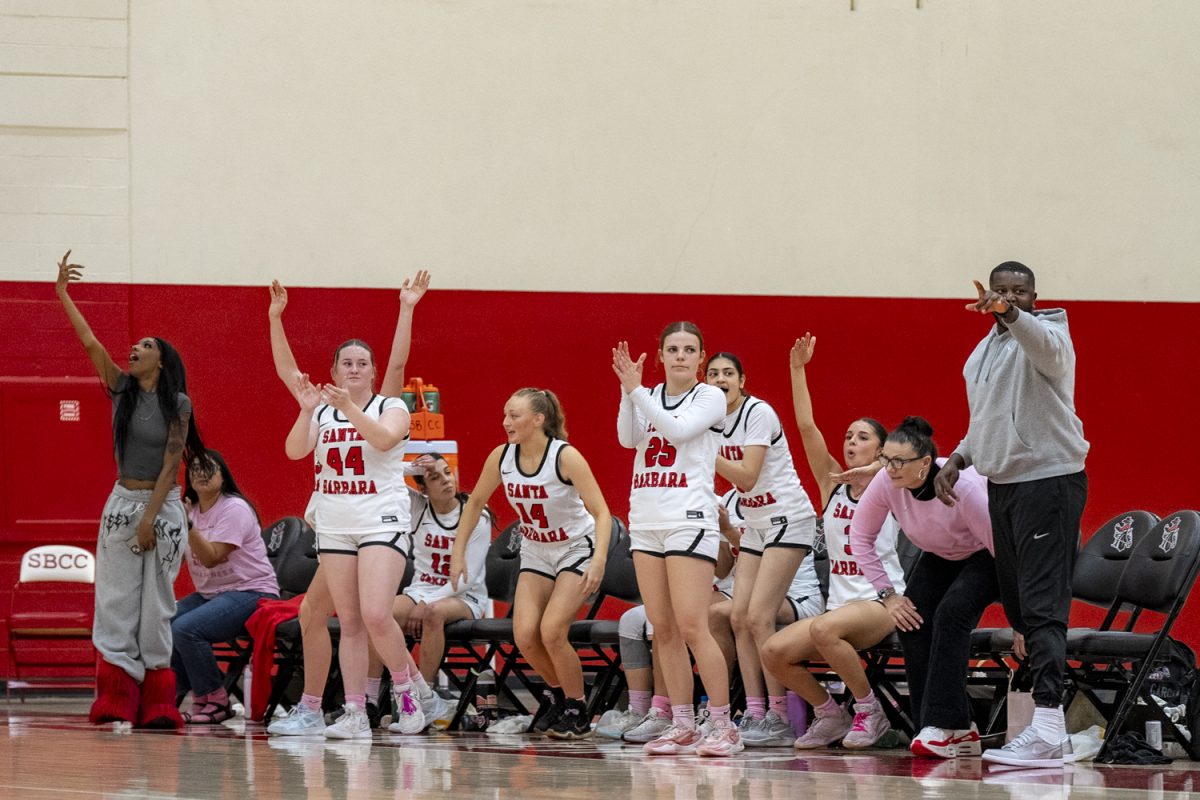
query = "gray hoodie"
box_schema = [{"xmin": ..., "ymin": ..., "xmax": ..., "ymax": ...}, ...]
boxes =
[{"xmin": 953, "ymin": 308, "xmax": 1088, "ymax": 484}]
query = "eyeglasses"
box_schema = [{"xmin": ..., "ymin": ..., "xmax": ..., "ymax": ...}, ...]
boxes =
[{"xmin": 877, "ymin": 454, "xmax": 923, "ymax": 471}]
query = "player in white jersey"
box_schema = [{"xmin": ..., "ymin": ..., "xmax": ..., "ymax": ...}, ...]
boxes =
[
  {"xmin": 451, "ymin": 388, "xmax": 611, "ymax": 740},
  {"xmin": 401, "ymin": 455, "xmax": 490, "ymax": 657},
  {"xmin": 273, "ymin": 273, "xmax": 432, "ymax": 740},
  {"xmin": 706, "ymin": 352, "xmax": 819, "ymax": 747},
  {"xmin": 614, "ymin": 321, "xmax": 741, "ymax": 757},
  {"xmin": 760, "ymin": 333, "xmax": 904, "ymax": 750}
]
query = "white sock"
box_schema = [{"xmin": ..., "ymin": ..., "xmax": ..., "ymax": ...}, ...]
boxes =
[
  {"xmin": 413, "ymin": 672, "xmax": 433, "ymax": 699},
  {"xmin": 1030, "ymin": 706, "xmax": 1066, "ymax": 743}
]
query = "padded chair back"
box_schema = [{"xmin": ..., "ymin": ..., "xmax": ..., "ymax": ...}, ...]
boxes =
[
  {"xmin": 262, "ymin": 517, "xmax": 320, "ymax": 597},
  {"xmin": 1072, "ymin": 510, "xmax": 1159, "ymax": 606},
  {"xmin": 484, "ymin": 522, "xmax": 523, "ymax": 602},
  {"xmin": 18, "ymin": 545, "xmax": 94, "ymax": 584},
  {"xmin": 812, "ymin": 519, "xmax": 830, "ymax": 600},
  {"xmin": 896, "ymin": 530, "xmax": 922, "ymax": 582},
  {"xmin": 1116, "ymin": 510, "xmax": 1200, "ymax": 614},
  {"xmin": 598, "ymin": 519, "xmax": 640, "ymax": 604}
]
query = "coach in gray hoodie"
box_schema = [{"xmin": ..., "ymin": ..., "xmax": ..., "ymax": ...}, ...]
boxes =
[{"xmin": 935, "ymin": 261, "xmax": 1088, "ymax": 768}]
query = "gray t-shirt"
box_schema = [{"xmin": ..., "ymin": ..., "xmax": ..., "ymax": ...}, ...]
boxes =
[{"xmin": 112, "ymin": 374, "xmax": 193, "ymax": 481}]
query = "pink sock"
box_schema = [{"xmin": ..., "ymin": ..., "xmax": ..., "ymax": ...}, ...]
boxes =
[
  {"xmin": 815, "ymin": 696, "xmax": 840, "ymax": 717},
  {"xmin": 768, "ymin": 695, "xmax": 789, "ymax": 722},
  {"xmin": 301, "ymin": 693, "xmax": 322, "ymax": 712},
  {"xmin": 745, "ymin": 696, "xmax": 766, "ymax": 720},
  {"xmin": 345, "ymin": 693, "xmax": 366, "ymax": 709},
  {"xmin": 392, "ymin": 667, "xmax": 412, "ymax": 692},
  {"xmin": 854, "ymin": 690, "xmax": 876, "ymax": 706},
  {"xmin": 672, "ymin": 704, "xmax": 696, "ymax": 729},
  {"xmin": 366, "ymin": 677, "xmax": 381, "ymax": 700},
  {"xmin": 708, "ymin": 703, "xmax": 731, "ymax": 724},
  {"xmin": 652, "ymin": 695, "xmax": 671, "ymax": 715},
  {"xmin": 629, "ymin": 690, "xmax": 652, "ymax": 716}
]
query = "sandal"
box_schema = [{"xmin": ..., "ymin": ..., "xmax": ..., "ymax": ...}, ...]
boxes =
[{"xmin": 182, "ymin": 700, "xmax": 234, "ymax": 725}]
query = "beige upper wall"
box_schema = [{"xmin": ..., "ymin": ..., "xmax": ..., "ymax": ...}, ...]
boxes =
[{"xmin": 8, "ymin": 1, "xmax": 1198, "ymax": 299}]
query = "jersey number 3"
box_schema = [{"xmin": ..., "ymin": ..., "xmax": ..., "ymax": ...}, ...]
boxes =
[{"xmin": 644, "ymin": 436, "xmax": 677, "ymax": 468}]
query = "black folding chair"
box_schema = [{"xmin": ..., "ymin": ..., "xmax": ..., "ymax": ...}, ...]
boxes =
[
  {"xmin": 1064, "ymin": 510, "xmax": 1200, "ymax": 760},
  {"xmin": 438, "ymin": 523, "xmax": 523, "ymax": 727},
  {"xmin": 567, "ymin": 520, "xmax": 639, "ymax": 717}
]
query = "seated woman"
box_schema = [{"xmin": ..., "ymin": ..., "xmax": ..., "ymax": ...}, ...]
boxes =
[
  {"xmin": 173, "ymin": 450, "xmax": 279, "ymax": 724},
  {"xmin": 376, "ymin": 452, "xmax": 491, "ymax": 723}
]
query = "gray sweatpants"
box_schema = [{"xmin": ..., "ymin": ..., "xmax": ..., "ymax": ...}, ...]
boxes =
[{"xmin": 93, "ymin": 483, "xmax": 187, "ymax": 682}]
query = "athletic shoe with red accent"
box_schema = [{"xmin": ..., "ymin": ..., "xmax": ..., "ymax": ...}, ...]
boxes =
[
  {"xmin": 643, "ymin": 723, "xmax": 704, "ymax": 755},
  {"xmin": 911, "ymin": 723, "xmax": 982, "ymax": 758},
  {"xmin": 696, "ymin": 721, "xmax": 745, "ymax": 757},
  {"xmin": 841, "ymin": 699, "xmax": 891, "ymax": 749}
]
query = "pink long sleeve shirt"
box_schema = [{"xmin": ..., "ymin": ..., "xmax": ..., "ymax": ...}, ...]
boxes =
[{"xmin": 850, "ymin": 459, "xmax": 994, "ymax": 593}]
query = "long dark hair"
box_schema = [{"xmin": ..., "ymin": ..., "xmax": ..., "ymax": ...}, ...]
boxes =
[
  {"xmin": 110, "ymin": 337, "xmax": 205, "ymax": 466},
  {"xmin": 184, "ymin": 449, "xmax": 260, "ymax": 524},
  {"xmin": 887, "ymin": 416, "xmax": 938, "ymax": 460}
]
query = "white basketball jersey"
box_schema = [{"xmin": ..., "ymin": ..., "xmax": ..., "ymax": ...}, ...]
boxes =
[
  {"xmin": 715, "ymin": 397, "xmax": 816, "ymax": 527},
  {"xmin": 500, "ymin": 439, "xmax": 594, "ymax": 544},
  {"xmin": 627, "ymin": 383, "xmax": 724, "ymax": 531},
  {"xmin": 721, "ymin": 488, "xmax": 820, "ymax": 601},
  {"xmin": 407, "ymin": 491, "xmax": 488, "ymax": 600},
  {"xmin": 304, "ymin": 394, "xmax": 411, "ymax": 534},
  {"xmin": 824, "ymin": 484, "xmax": 906, "ymax": 610}
]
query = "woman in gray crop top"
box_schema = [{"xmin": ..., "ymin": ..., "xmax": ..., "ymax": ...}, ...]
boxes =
[{"xmin": 56, "ymin": 250, "xmax": 205, "ymax": 730}]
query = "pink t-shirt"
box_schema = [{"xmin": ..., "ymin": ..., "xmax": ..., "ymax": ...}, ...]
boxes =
[
  {"xmin": 187, "ymin": 494, "xmax": 280, "ymax": 598},
  {"xmin": 850, "ymin": 460, "xmax": 994, "ymax": 593}
]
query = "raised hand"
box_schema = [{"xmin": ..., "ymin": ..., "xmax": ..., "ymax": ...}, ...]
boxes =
[
  {"xmin": 294, "ymin": 374, "xmax": 321, "ymax": 412},
  {"xmin": 268, "ymin": 280, "xmax": 289, "ymax": 319},
  {"xmin": 611, "ymin": 341, "xmax": 646, "ymax": 394},
  {"xmin": 790, "ymin": 333, "xmax": 816, "ymax": 371},
  {"xmin": 320, "ymin": 382, "xmax": 354, "ymax": 413},
  {"xmin": 966, "ymin": 279, "xmax": 1009, "ymax": 315},
  {"xmin": 399, "ymin": 269, "xmax": 431, "ymax": 307},
  {"xmin": 55, "ymin": 250, "xmax": 83, "ymax": 294}
]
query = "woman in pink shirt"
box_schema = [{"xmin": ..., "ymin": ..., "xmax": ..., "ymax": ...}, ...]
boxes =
[
  {"xmin": 850, "ymin": 416, "xmax": 998, "ymax": 760},
  {"xmin": 173, "ymin": 450, "xmax": 279, "ymax": 724}
]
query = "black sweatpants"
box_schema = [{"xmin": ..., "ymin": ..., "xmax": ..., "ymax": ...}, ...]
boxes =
[
  {"xmin": 897, "ymin": 549, "xmax": 999, "ymax": 731},
  {"xmin": 988, "ymin": 471, "xmax": 1088, "ymax": 708}
]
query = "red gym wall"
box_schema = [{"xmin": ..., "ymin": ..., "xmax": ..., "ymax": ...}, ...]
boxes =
[{"xmin": 1, "ymin": 280, "xmax": 1197, "ymax": 675}]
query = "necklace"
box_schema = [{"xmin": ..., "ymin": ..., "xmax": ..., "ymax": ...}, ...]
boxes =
[{"xmin": 135, "ymin": 391, "xmax": 158, "ymax": 422}]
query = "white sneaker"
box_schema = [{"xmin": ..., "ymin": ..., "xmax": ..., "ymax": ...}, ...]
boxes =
[
  {"xmin": 268, "ymin": 704, "xmax": 326, "ymax": 736},
  {"xmin": 420, "ymin": 691, "xmax": 450, "ymax": 730},
  {"xmin": 323, "ymin": 703, "xmax": 371, "ymax": 740},
  {"xmin": 387, "ymin": 687, "xmax": 427, "ymax": 734},
  {"xmin": 622, "ymin": 707, "xmax": 672, "ymax": 744},
  {"xmin": 696, "ymin": 707, "xmax": 716, "ymax": 737},
  {"xmin": 982, "ymin": 726, "xmax": 1071, "ymax": 768},
  {"xmin": 741, "ymin": 711, "xmax": 795, "ymax": 747},
  {"xmin": 595, "ymin": 707, "xmax": 644, "ymax": 739},
  {"xmin": 911, "ymin": 723, "xmax": 982, "ymax": 758}
]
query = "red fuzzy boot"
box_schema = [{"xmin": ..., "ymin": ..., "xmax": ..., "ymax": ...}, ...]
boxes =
[
  {"xmin": 138, "ymin": 668, "xmax": 184, "ymax": 729},
  {"xmin": 89, "ymin": 659, "xmax": 140, "ymax": 724}
]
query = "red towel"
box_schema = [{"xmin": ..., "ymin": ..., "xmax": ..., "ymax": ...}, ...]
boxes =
[{"xmin": 244, "ymin": 595, "xmax": 303, "ymax": 722}]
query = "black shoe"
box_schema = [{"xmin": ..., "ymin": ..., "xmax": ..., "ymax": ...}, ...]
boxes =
[
  {"xmin": 546, "ymin": 700, "xmax": 591, "ymax": 740},
  {"xmin": 531, "ymin": 690, "xmax": 564, "ymax": 734}
]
